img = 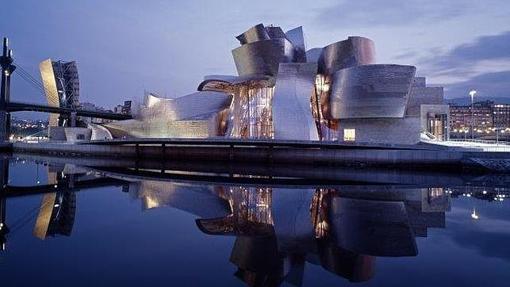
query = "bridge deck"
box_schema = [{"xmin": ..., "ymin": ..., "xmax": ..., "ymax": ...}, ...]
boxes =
[{"xmin": 6, "ymin": 102, "xmax": 132, "ymax": 120}]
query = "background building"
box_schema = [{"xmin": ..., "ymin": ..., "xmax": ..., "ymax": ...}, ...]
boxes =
[
  {"xmin": 40, "ymin": 59, "xmax": 80, "ymax": 127},
  {"xmin": 450, "ymin": 101, "xmax": 510, "ymax": 139}
]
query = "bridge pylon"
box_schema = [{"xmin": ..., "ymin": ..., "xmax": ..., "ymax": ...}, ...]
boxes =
[{"xmin": 0, "ymin": 38, "xmax": 16, "ymax": 142}]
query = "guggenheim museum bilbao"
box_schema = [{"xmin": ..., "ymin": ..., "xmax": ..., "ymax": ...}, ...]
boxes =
[{"xmin": 44, "ymin": 24, "xmax": 448, "ymax": 145}]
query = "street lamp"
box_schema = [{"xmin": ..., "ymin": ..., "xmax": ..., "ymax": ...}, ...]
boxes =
[{"xmin": 469, "ymin": 90, "xmax": 477, "ymax": 140}]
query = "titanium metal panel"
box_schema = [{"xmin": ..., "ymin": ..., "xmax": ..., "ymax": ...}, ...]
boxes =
[
  {"xmin": 285, "ymin": 26, "xmax": 307, "ymax": 62},
  {"xmin": 329, "ymin": 64, "xmax": 416, "ymax": 119},
  {"xmin": 306, "ymin": 48, "xmax": 323, "ymax": 63},
  {"xmin": 236, "ymin": 24, "xmax": 270, "ymax": 45},
  {"xmin": 272, "ymin": 63, "xmax": 319, "ymax": 140},
  {"xmin": 318, "ymin": 37, "xmax": 375, "ymax": 76},
  {"xmin": 266, "ymin": 26, "xmax": 287, "ymax": 39},
  {"xmin": 232, "ymin": 38, "xmax": 295, "ymax": 76}
]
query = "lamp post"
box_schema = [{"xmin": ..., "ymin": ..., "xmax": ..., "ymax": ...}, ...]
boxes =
[
  {"xmin": 469, "ymin": 90, "xmax": 477, "ymax": 140},
  {"xmin": 495, "ymin": 127, "xmax": 502, "ymax": 145}
]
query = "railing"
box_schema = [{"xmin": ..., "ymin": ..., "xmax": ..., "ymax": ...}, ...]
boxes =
[
  {"xmin": 435, "ymin": 139, "xmax": 510, "ymax": 152},
  {"xmin": 449, "ymin": 138, "xmax": 510, "ymax": 146},
  {"xmin": 12, "ymin": 137, "xmax": 50, "ymax": 144}
]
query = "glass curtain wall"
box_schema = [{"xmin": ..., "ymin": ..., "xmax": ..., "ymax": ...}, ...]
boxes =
[
  {"xmin": 313, "ymin": 75, "xmax": 338, "ymax": 141},
  {"xmin": 228, "ymin": 85, "xmax": 274, "ymax": 139}
]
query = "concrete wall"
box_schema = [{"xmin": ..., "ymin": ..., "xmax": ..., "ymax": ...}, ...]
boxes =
[
  {"xmin": 407, "ymin": 87, "xmax": 444, "ymax": 116},
  {"xmin": 64, "ymin": 128, "xmax": 92, "ymax": 143},
  {"xmin": 48, "ymin": 126, "xmax": 67, "ymax": 141},
  {"xmin": 50, "ymin": 127, "xmax": 92, "ymax": 142},
  {"xmin": 338, "ymin": 117, "xmax": 421, "ymax": 145},
  {"xmin": 89, "ymin": 123, "xmax": 113, "ymax": 140}
]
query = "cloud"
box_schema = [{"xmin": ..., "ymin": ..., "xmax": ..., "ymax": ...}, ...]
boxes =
[
  {"xmin": 415, "ymin": 31, "xmax": 510, "ymax": 98},
  {"xmin": 316, "ymin": 0, "xmax": 469, "ymax": 27},
  {"xmin": 443, "ymin": 71, "xmax": 510, "ymax": 99},
  {"xmin": 393, "ymin": 50, "xmax": 419, "ymax": 60},
  {"xmin": 446, "ymin": 220, "xmax": 510, "ymax": 262},
  {"xmin": 425, "ymin": 31, "xmax": 510, "ymax": 72}
]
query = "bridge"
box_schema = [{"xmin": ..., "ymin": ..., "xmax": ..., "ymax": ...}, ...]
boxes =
[
  {"xmin": 6, "ymin": 102, "xmax": 132, "ymax": 121},
  {"xmin": 0, "ymin": 37, "xmax": 131, "ymax": 141}
]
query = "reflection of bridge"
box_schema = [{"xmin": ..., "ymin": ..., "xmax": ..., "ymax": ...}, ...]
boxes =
[
  {"xmin": 0, "ymin": 37, "xmax": 131, "ymax": 142},
  {"xmin": 0, "ymin": 158, "xmax": 128, "ymax": 250}
]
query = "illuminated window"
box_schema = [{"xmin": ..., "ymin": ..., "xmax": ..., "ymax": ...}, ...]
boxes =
[{"xmin": 343, "ymin": 129, "xmax": 355, "ymax": 141}]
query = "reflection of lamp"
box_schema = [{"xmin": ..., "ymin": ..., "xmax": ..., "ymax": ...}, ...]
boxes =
[
  {"xmin": 469, "ymin": 90, "xmax": 477, "ymax": 140},
  {"xmin": 471, "ymin": 208, "xmax": 479, "ymax": 220},
  {"xmin": 0, "ymin": 222, "xmax": 8, "ymax": 251}
]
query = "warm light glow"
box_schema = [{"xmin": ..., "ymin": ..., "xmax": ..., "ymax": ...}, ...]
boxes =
[
  {"xmin": 145, "ymin": 196, "xmax": 160, "ymax": 209},
  {"xmin": 343, "ymin": 129, "xmax": 356, "ymax": 142},
  {"xmin": 469, "ymin": 90, "xmax": 477, "ymax": 98}
]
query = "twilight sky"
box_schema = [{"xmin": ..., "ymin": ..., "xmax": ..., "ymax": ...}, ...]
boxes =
[{"xmin": 1, "ymin": 0, "xmax": 510, "ymax": 112}]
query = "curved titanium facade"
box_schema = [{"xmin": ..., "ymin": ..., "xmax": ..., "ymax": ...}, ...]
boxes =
[
  {"xmin": 104, "ymin": 91, "xmax": 232, "ymax": 139},
  {"xmin": 272, "ymin": 63, "xmax": 319, "ymax": 140},
  {"xmin": 329, "ymin": 64, "xmax": 416, "ymax": 119},
  {"xmin": 232, "ymin": 38, "xmax": 295, "ymax": 76},
  {"xmin": 141, "ymin": 91, "xmax": 232, "ymax": 121},
  {"xmin": 318, "ymin": 37, "xmax": 376, "ymax": 76},
  {"xmin": 197, "ymin": 74, "xmax": 272, "ymax": 92}
]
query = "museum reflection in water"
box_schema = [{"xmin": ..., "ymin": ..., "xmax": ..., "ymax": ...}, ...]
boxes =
[{"xmin": 0, "ymin": 157, "xmax": 509, "ymax": 286}]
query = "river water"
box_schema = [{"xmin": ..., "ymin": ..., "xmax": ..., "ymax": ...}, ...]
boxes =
[{"xmin": 0, "ymin": 155, "xmax": 509, "ymax": 286}]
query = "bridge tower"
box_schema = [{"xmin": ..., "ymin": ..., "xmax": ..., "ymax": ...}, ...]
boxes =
[{"xmin": 0, "ymin": 38, "xmax": 16, "ymax": 142}]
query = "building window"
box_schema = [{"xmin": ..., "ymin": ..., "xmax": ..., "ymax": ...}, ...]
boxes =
[
  {"xmin": 77, "ymin": 134, "xmax": 85, "ymax": 140},
  {"xmin": 344, "ymin": 129, "xmax": 355, "ymax": 142}
]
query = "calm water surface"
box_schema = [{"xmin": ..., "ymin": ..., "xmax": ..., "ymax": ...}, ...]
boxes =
[{"xmin": 0, "ymin": 156, "xmax": 509, "ymax": 286}]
